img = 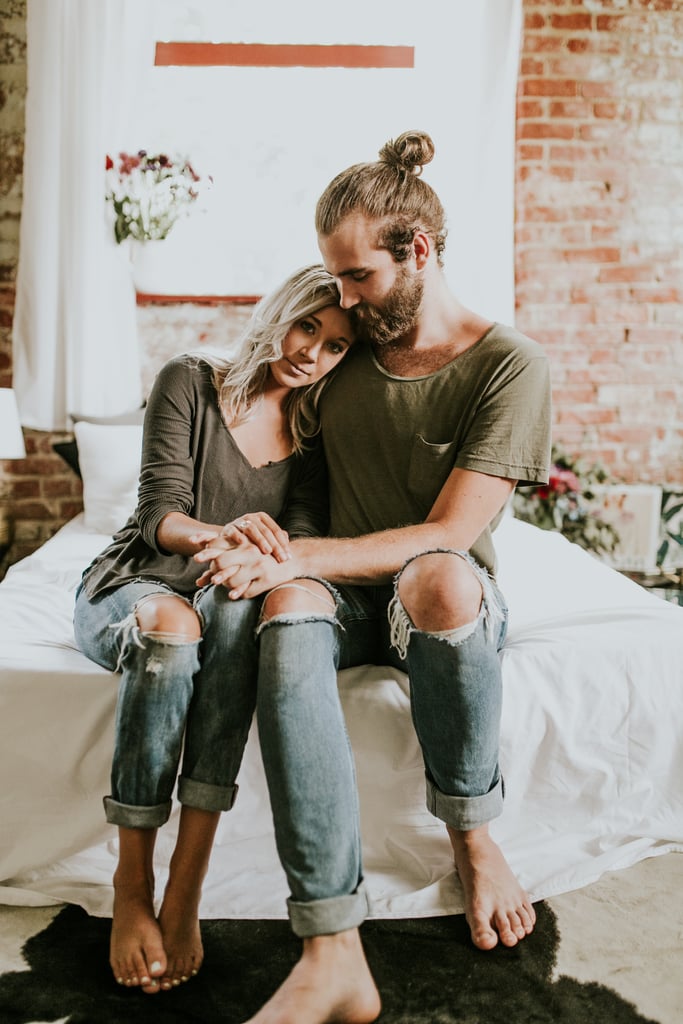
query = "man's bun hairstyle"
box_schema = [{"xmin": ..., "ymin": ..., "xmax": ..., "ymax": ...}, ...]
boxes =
[{"xmin": 315, "ymin": 130, "xmax": 447, "ymax": 266}]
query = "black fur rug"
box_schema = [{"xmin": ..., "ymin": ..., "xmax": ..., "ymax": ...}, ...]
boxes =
[{"xmin": 0, "ymin": 903, "xmax": 659, "ymax": 1024}]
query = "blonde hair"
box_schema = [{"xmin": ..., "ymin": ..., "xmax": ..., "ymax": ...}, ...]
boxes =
[
  {"xmin": 315, "ymin": 130, "xmax": 447, "ymax": 266},
  {"xmin": 206, "ymin": 264, "xmax": 342, "ymax": 452}
]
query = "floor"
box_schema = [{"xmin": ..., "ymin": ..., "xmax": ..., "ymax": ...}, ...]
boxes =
[{"xmin": 0, "ymin": 852, "xmax": 681, "ymax": 1024}]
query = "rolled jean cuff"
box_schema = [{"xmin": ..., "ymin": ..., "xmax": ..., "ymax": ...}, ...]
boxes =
[
  {"xmin": 103, "ymin": 795, "xmax": 172, "ymax": 829},
  {"xmin": 178, "ymin": 775, "xmax": 238, "ymax": 812},
  {"xmin": 287, "ymin": 881, "xmax": 371, "ymax": 938},
  {"xmin": 425, "ymin": 775, "xmax": 504, "ymax": 831}
]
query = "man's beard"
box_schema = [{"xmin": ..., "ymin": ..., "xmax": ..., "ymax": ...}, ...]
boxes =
[{"xmin": 350, "ymin": 265, "xmax": 423, "ymax": 346}]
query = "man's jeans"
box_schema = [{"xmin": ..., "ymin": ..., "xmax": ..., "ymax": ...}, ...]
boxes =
[
  {"xmin": 73, "ymin": 549, "xmax": 507, "ymax": 938},
  {"xmin": 257, "ymin": 549, "xmax": 508, "ymax": 935}
]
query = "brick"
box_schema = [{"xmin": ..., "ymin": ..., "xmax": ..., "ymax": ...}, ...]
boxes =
[
  {"xmin": 563, "ymin": 247, "xmax": 621, "ymax": 263},
  {"xmin": 518, "ymin": 143, "xmax": 545, "ymax": 160},
  {"xmin": 630, "ymin": 285, "xmax": 681, "ymax": 303},
  {"xmin": 549, "ymin": 13, "xmax": 593, "ymax": 30},
  {"xmin": 522, "ymin": 34, "xmax": 565, "ymax": 53},
  {"xmin": 548, "ymin": 99, "xmax": 592, "ymax": 118},
  {"xmin": 522, "ymin": 78, "xmax": 579, "ymax": 97},
  {"xmin": 579, "ymin": 82, "xmax": 619, "ymax": 100},
  {"xmin": 566, "ymin": 37, "xmax": 621, "ymax": 56},
  {"xmin": 520, "ymin": 58, "xmax": 545, "ymax": 77}
]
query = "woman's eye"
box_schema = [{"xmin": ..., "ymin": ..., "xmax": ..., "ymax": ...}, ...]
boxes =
[
  {"xmin": 299, "ymin": 319, "xmax": 316, "ymax": 335},
  {"xmin": 327, "ymin": 341, "xmax": 345, "ymax": 355}
]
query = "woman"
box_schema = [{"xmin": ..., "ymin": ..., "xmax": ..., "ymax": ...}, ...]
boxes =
[{"xmin": 73, "ymin": 264, "xmax": 354, "ymax": 995}]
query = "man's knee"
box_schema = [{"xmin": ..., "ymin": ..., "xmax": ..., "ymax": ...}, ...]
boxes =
[{"xmin": 396, "ymin": 551, "xmax": 483, "ymax": 631}]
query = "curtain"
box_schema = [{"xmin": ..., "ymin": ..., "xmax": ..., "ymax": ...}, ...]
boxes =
[{"xmin": 13, "ymin": 0, "xmax": 157, "ymax": 430}]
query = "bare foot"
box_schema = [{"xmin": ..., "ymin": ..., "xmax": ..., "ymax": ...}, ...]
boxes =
[
  {"xmin": 156, "ymin": 887, "xmax": 204, "ymax": 991},
  {"xmin": 448, "ymin": 824, "xmax": 536, "ymax": 950},
  {"xmin": 110, "ymin": 880, "xmax": 167, "ymax": 995},
  {"xmin": 243, "ymin": 928, "xmax": 381, "ymax": 1024}
]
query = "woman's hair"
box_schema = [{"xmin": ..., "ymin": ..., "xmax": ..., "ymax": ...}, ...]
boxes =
[
  {"xmin": 315, "ymin": 130, "xmax": 447, "ymax": 267},
  {"xmin": 206, "ymin": 264, "xmax": 343, "ymax": 452}
]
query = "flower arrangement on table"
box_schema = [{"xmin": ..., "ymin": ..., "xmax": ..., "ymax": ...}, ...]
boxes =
[
  {"xmin": 513, "ymin": 443, "xmax": 621, "ymax": 557},
  {"xmin": 105, "ymin": 150, "xmax": 204, "ymax": 244}
]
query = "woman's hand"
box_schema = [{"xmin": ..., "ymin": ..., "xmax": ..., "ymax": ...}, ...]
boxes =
[
  {"xmin": 191, "ymin": 512, "xmax": 290, "ymax": 564},
  {"xmin": 193, "ymin": 533, "xmax": 296, "ymax": 599}
]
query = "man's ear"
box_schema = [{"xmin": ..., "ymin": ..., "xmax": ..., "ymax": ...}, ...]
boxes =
[{"xmin": 413, "ymin": 229, "xmax": 431, "ymax": 268}]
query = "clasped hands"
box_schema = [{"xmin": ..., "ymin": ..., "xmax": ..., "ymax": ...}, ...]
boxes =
[{"xmin": 191, "ymin": 511, "xmax": 294, "ymax": 600}]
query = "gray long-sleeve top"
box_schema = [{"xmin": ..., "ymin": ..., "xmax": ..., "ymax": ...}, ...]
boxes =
[{"xmin": 80, "ymin": 355, "xmax": 328, "ymax": 598}]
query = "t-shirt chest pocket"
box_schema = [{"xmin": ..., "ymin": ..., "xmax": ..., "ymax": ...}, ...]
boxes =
[{"xmin": 407, "ymin": 434, "xmax": 457, "ymax": 507}]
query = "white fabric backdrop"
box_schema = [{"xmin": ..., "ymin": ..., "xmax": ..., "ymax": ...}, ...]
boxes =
[
  {"xmin": 12, "ymin": 0, "xmax": 522, "ymax": 430},
  {"xmin": 12, "ymin": 0, "xmax": 153, "ymax": 430}
]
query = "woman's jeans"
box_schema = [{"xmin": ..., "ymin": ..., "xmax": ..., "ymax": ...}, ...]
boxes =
[
  {"xmin": 73, "ymin": 548, "xmax": 507, "ymax": 939},
  {"xmin": 73, "ymin": 580, "xmax": 261, "ymax": 828}
]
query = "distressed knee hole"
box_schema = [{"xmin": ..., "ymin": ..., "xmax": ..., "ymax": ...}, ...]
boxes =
[
  {"xmin": 261, "ymin": 580, "xmax": 336, "ymax": 621},
  {"xmin": 134, "ymin": 593, "xmax": 201, "ymax": 642},
  {"xmin": 389, "ymin": 549, "xmax": 504, "ymax": 659}
]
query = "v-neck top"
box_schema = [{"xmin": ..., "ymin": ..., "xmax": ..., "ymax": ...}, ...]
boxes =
[{"xmin": 81, "ymin": 355, "xmax": 328, "ymax": 598}]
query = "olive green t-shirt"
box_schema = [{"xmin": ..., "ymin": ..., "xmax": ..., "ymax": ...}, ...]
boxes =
[{"xmin": 319, "ymin": 323, "xmax": 551, "ymax": 577}]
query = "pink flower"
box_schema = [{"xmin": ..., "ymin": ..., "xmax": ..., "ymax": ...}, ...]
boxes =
[{"xmin": 548, "ymin": 467, "xmax": 581, "ymax": 494}]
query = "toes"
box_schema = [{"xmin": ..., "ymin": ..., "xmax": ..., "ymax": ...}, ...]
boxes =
[
  {"xmin": 469, "ymin": 913, "xmax": 499, "ymax": 950},
  {"xmin": 493, "ymin": 911, "xmax": 520, "ymax": 948}
]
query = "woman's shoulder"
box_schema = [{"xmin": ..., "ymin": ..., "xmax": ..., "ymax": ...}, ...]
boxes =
[{"xmin": 152, "ymin": 353, "xmax": 219, "ymax": 396}]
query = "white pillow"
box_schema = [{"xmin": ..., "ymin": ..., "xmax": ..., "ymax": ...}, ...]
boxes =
[{"xmin": 74, "ymin": 421, "xmax": 143, "ymax": 534}]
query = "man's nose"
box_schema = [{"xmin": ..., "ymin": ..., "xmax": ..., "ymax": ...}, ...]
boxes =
[{"xmin": 338, "ymin": 281, "xmax": 360, "ymax": 309}]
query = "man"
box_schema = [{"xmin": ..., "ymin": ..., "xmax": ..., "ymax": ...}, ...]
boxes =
[{"xmin": 198, "ymin": 130, "xmax": 551, "ymax": 1024}]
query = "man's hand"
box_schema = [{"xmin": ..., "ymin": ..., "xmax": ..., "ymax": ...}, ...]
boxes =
[
  {"xmin": 190, "ymin": 511, "xmax": 290, "ymax": 564},
  {"xmin": 193, "ymin": 532, "xmax": 297, "ymax": 599}
]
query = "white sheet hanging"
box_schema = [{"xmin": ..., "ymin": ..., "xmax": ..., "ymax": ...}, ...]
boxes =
[{"xmin": 12, "ymin": 0, "xmax": 155, "ymax": 429}]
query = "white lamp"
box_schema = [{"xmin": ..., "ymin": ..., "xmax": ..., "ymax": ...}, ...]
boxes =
[{"xmin": 0, "ymin": 388, "xmax": 26, "ymax": 554}]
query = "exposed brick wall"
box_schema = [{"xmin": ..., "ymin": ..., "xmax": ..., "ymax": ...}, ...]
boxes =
[
  {"xmin": 2, "ymin": 0, "xmax": 682, "ymax": 575},
  {"xmin": 515, "ymin": 0, "xmax": 683, "ymax": 483}
]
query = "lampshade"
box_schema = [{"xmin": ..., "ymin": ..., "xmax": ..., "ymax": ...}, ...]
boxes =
[{"xmin": 0, "ymin": 388, "xmax": 26, "ymax": 460}]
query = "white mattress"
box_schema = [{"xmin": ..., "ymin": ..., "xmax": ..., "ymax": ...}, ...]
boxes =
[{"xmin": 1, "ymin": 513, "xmax": 682, "ymax": 918}]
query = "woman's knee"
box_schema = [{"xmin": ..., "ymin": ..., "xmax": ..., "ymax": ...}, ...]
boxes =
[
  {"xmin": 261, "ymin": 579, "xmax": 335, "ymax": 621},
  {"xmin": 134, "ymin": 594, "xmax": 202, "ymax": 640},
  {"xmin": 397, "ymin": 551, "xmax": 482, "ymax": 630}
]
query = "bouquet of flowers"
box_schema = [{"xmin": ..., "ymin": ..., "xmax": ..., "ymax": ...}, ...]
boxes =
[
  {"xmin": 513, "ymin": 444, "xmax": 621, "ymax": 557},
  {"xmin": 105, "ymin": 150, "xmax": 203, "ymax": 244}
]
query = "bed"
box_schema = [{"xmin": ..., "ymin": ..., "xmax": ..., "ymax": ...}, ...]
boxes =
[{"xmin": 1, "ymin": 420, "xmax": 682, "ymax": 919}]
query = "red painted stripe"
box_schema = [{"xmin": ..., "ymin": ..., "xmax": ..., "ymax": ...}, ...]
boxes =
[
  {"xmin": 136, "ymin": 292, "xmax": 261, "ymax": 306},
  {"xmin": 154, "ymin": 42, "xmax": 414, "ymax": 69}
]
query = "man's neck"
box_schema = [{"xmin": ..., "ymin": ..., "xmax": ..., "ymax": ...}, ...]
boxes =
[{"xmin": 373, "ymin": 293, "xmax": 493, "ymax": 377}]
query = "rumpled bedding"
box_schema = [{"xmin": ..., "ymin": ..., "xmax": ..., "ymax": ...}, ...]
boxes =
[{"xmin": 1, "ymin": 513, "xmax": 681, "ymax": 918}]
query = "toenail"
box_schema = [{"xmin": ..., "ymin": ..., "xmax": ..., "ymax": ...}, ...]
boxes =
[
  {"xmin": 191, "ymin": 968, "xmax": 198, "ymax": 976},
  {"xmin": 172, "ymin": 978, "xmax": 180, "ymax": 986},
  {"xmin": 150, "ymin": 960, "xmax": 162, "ymax": 972},
  {"xmin": 141, "ymin": 975, "xmax": 150, "ymax": 984},
  {"xmin": 181, "ymin": 975, "xmax": 188, "ymax": 982}
]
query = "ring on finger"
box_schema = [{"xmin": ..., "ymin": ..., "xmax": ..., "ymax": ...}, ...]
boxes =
[{"xmin": 236, "ymin": 519, "xmax": 250, "ymax": 529}]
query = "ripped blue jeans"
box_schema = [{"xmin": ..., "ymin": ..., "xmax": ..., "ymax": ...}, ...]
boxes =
[
  {"xmin": 73, "ymin": 547, "xmax": 506, "ymax": 939},
  {"xmin": 73, "ymin": 579, "xmax": 261, "ymax": 829},
  {"xmin": 256, "ymin": 549, "xmax": 507, "ymax": 934}
]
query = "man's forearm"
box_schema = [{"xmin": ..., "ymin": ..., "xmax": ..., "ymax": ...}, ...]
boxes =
[{"xmin": 290, "ymin": 523, "xmax": 455, "ymax": 585}]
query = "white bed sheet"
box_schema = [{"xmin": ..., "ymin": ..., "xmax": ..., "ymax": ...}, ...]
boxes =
[{"xmin": 1, "ymin": 513, "xmax": 682, "ymax": 918}]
